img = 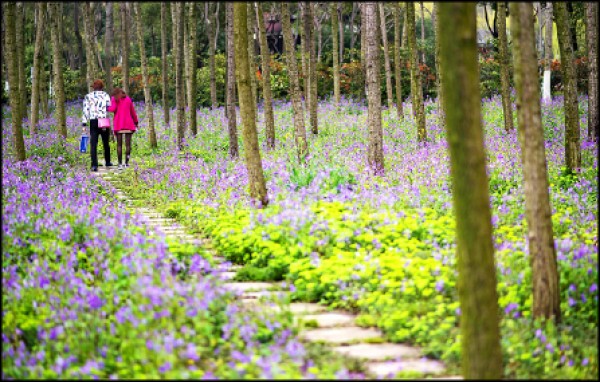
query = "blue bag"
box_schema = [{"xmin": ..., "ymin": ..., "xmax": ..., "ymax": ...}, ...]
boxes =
[{"xmin": 80, "ymin": 134, "xmax": 89, "ymax": 153}]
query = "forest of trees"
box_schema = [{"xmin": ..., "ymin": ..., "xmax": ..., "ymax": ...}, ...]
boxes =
[{"xmin": 1, "ymin": 2, "xmax": 598, "ymax": 380}]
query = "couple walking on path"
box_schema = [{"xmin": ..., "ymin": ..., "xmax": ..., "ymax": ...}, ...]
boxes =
[{"xmin": 82, "ymin": 79, "xmax": 139, "ymax": 171}]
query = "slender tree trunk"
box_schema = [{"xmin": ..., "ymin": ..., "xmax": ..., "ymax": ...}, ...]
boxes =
[
  {"xmin": 175, "ymin": 2, "xmax": 185, "ymax": 150},
  {"xmin": 282, "ymin": 2, "xmax": 309, "ymax": 162},
  {"xmin": 419, "ymin": 2, "xmax": 425, "ymax": 65},
  {"xmin": 233, "ymin": 2, "xmax": 269, "ymax": 207},
  {"xmin": 226, "ymin": 3, "xmax": 239, "ymax": 158},
  {"xmin": 360, "ymin": 5, "xmax": 367, "ymax": 98},
  {"xmin": 433, "ymin": 3, "xmax": 443, "ymax": 127},
  {"xmin": 40, "ymin": 42, "xmax": 49, "ymax": 117},
  {"xmin": 331, "ymin": 2, "xmax": 341, "ymax": 107},
  {"xmin": 171, "ymin": 3, "xmax": 178, "ymax": 68},
  {"xmin": 133, "ymin": 3, "xmax": 157, "ymax": 149},
  {"xmin": 104, "ymin": 3, "xmax": 114, "ymax": 95},
  {"xmin": 350, "ymin": 3, "xmax": 358, "ymax": 57},
  {"xmin": 379, "ymin": 4, "xmax": 394, "ymax": 111},
  {"xmin": 3, "ymin": 3, "xmax": 26, "ymax": 161},
  {"xmin": 555, "ymin": 2, "xmax": 581, "ymax": 173},
  {"xmin": 402, "ymin": 11, "xmax": 408, "ymax": 49},
  {"xmin": 49, "ymin": 2, "xmax": 67, "ymax": 140},
  {"xmin": 187, "ymin": 2, "xmax": 197, "ymax": 136},
  {"xmin": 161, "ymin": 2, "xmax": 170, "ymax": 126},
  {"xmin": 586, "ymin": 3, "xmax": 598, "ymax": 141},
  {"xmin": 542, "ymin": 3, "xmax": 553, "ymax": 101},
  {"xmin": 498, "ymin": 2, "xmax": 514, "ymax": 132},
  {"xmin": 305, "ymin": 2, "xmax": 318, "ymax": 134},
  {"xmin": 439, "ymin": 4, "xmax": 503, "ymax": 378},
  {"xmin": 83, "ymin": 3, "xmax": 98, "ymax": 86},
  {"xmin": 121, "ymin": 2, "xmax": 130, "ymax": 95},
  {"xmin": 510, "ymin": 1, "xmax": 561, "ymax": 324},
  {"xmin": 16, "ymin": 2, "xmax": 26, "ymax": 123},
  {"xmin": 340, "ymin": 3, "xmax": 346, "ymax": 62},
  {"xmin": 300, "ymin": 3, "xmax": 309, "ymax": 104},
  {"xmin": 407, "ymin": 2, "xmax": 426, "ymax": 142},
  {"xmin": 184, "ymin": 9, "xmax": 190, "ymax": 110},
  {"xmin": 206, "ymin": 3, "xmax": 217, "ymax": 109},
  {"xmin": 92, "ymin": 4, "xmax": 104, "ymax": 74},
  {"xmin": 247, "ymin": 3, "xmax": 258, "ymax": 112},
  {"xmin": 74, "ymin": 4, "xmax": 85, "ymax": 80},
  {"xmin": 30, "ymin": 2, "xmax": 47, "ymax": 134},
  {"xmin": 364, "ymin": 3, "xmax": 384, "ymax": 175},
  {"xmin": 255, "ymin": 2, "xmax": 275, "ymax": 149},
  {"xmin": 394, "ymin": 3, "xmax": 404, "ymax": 120}
]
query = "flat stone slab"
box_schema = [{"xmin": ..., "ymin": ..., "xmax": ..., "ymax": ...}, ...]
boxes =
[
  {"xmin": 224, "ymin": 282, "xmax": 275, "ymax": 292},
  {"xmin": 289, "ymin": 303, "xmax": 329, "ymax": 315},
  {"xmin": 332, "ymin": 343, "xmax": 421, "ymax": 361},
  {"xmin": 300, "ymin": 327, "xmax": 383, "ymax": 344},
  {"xmin": 366, "ymin": 359, "xmax": 446, "ymax": 378},
  {"xmin": 241, "ymin": 291, "xmax": 289, "ymax": 300},
  {"xmin": 297, "ymin": 313, "xmax": 355, "ymax": 328}
]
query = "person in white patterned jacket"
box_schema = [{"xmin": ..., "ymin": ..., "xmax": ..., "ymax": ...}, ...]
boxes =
[{"xmin": 82, "ymin": 79, "xmax": 113, "ymax": 172}]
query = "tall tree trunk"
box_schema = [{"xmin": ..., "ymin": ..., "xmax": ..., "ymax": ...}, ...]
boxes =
[
  {"xmin": 438, "ymin": 4, "xmax": 503, "ymax": 378},
  {"xmin": 433, "ymin": 3, "xmax": 443, "ymax": 127},
  {"xmin": 305, "ymin": 2, "xmax": 318, "ymax": 135},
  {"xmin": 331, "ymin": 2, "xmax": 341, "ymax": 107},
  {"xmin": 74, "ymin": 3, "xmax": 85, "ymax": 81},
  {"xmin": 184, "ymin": 8, "xmax": 190, "ymax": 110},
  {"xmin": 49, "ymin": 2, "xmax": 67, "ymax": 140},
  {"xmin": 40, "ymin": 42, "xmax": 49, "ymax": 117},
  {"xmin": 92, "ymin": 4, "xmax": 104, "ymax": 74},
  {"xmin": 206, "ymin": 3, "xmax": 218, "ymax": 109},
  {"xmin": 3, "ymin": 2, "xmax": 26, "ymax": 161},
  {"xmin": 407, "ymin": 2, "xmax": 426, "ymax": 142},
  {"xmin": 282, "ymin": 2, "xmax": 309, "ymax": 162},
  {"xmin": 255, "ymin": 2, "xmax": 275, "ymax": 149},
  {"xmin": 510, "ymin": 1, "xmax": 561, "ymax": 324},
  {"xmin": 161, "ymin": 2, "xmax": 170, "ymax": 126},
  {"xmin": 498, "ymin": 2, "xmax": 514, "ymax": 132},
  {"xmin": 16, "ymin": 2, "xmax": 26, "ymax": 123},
  {"xmin": 187, "ymin": 2, "xmax": 198, "ymax": 136},
  {"xmin": 83, "ymin": 3, "xmax": 98, "ymax": 86},
  {"xmin": 360, "ymin": 5, "xmax": 367, "ymax": 98},
  {"xmin": 121, "ymin": 2, "xmax": 130, "ymax": 95},
  {"xmin": 30, "ymin": 2, "xmax": 47, "ymax": 134},
  {"xmin": 233, "ymin": 2, "xmax": 269, "ymax": 207},
  {"xmin": 379, "ymin": 4, "xmax": 394, "ymax": 111},
  {"xmin": 394, "ymin": 3, "xmax": 404, "ymax": 120},
  {"xmin": 300, "ymin": 3, "xmax": 309, "ymax": 104},
  {"xmin": 542, "ymin": 3, "xmax": 553, "ymax": 101},
  {"xmin": 175, "ymin": 2, "xmax": 185, "ymax": 150},
  {"xmin": 339, "ymin": 3, "xmax": 346, "ymax": 62},
  {"xmin": 555, "ymin": 2, "xmax": 581, "ymax": 173},
  {"xmin": 586, "ymin": 3, "xmax": 598, "ymax": 141},
  {"xmin": 419, "ymin": 1, "xmax": 425, "ymax": 65},
  {"xmin": 104, "ymin": 3, "xmax": 114, "ymax": 95},
  {"xmin": 402, "ymin": 11, "xmax": 408, "ymax": 49},
  {"xmin": 133, "ymin": 3, "xmax": 157, "ymax": 149},
  {"xmin": 364, "ymin": 3, "xmax": 384, "ymax": 176},
  {"xmin": 247, "ymin": 3, "xmax": 258, "ymax": 112},
  {"xmin": 226, "ymin": 2, "xmax": 239, "ymax": 158},
  {"xmin": 350, "ymin": 3, "xmax": 358, "ymax": 57},
  {"xmin": 171, "ymin": 3, "xmax": 178, "ymax": 68}
]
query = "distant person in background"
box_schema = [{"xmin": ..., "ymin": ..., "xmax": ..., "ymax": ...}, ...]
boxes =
[
  {"xmin": 107, "ymin": 88, "xmax": 139, "ymax": 169},
  {"xmin": 82, "ymin": 79, "xmax": 112, "ymax": 172}
]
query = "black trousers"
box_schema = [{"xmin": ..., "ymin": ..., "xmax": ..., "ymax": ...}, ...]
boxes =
[{"xmin": 89, "ymin": 119, "xmax": 111, "ymax": 167}]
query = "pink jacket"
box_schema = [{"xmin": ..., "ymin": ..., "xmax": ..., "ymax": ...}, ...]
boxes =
[{"xmin": 107, "ymin": 96, "xmax": 139, "ymax": 132}]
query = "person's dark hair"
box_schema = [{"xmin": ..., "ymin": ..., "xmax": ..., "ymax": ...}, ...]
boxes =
[
  {"xmin": 112, "ymin": 87, "xmax": 126, "ymax": 99},
  {"xmin": 92, "ymin": 79, "xmax": 104, "ymax": 91}
]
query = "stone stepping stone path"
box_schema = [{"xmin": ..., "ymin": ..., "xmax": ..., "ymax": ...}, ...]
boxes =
[{"xmin": 93, "ymin": 166, "xmax": 461, "ymax": 380}]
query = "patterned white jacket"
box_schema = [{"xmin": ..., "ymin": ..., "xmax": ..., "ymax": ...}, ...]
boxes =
[{"xmin": 82, "ymin": 91, "xmax": 111, "ymax": 124}]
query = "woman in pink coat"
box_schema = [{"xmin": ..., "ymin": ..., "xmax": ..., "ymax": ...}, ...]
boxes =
[{"xmin": 107, "ymin": 88, "xmax": 139, "ymax": 169}]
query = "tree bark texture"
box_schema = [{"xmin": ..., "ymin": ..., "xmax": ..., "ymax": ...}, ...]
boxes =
[
  {"xmin": 104, "ymin": 3, "xmax": 114, "ymax": 95},
  {"xmin": 497, "ymin": 2, "xmax": 514, "ymax": 132},
  {"xmin": 364, "ymin": 3, "xmax": 385, "ymax": 176},
  {"xmin": 49, "ymin": 2, "xmax": 67, "ymax": 139},
  {"xmin": 300, "ymin": 3, "xmax": 309, "ymax": 104},
  {"xmin": 83, "ymin": 3, "xmax": 98, "ymax": 87},
  {"xmin": 419, "ymin": 1, "xmax": 425, "ymax": 65},
  {"xmin": 205, "ymin": 3, "xmax": 217, "ymax": 109},
  {"xmin": 394, "ymin": 3, "xmax": 404, "ymax": 120},
  {"xmin": 438, "ymin": 3, "xmax": 503, "ymax": 379},
  {"xmin": 360, "ymin": 5, "xmax": 367, "ymax": 97},
  {"xmin": 379, "ymin": 4, "xmax": 394, "ymax": 111},
  {"xmin": 555, "ymin": 2, "xmax": 581, "ymax": 173},
  {"xmin": 226, "ymin": 3, "xmax": 239, "ymax": 158},
  {"xmin": 586, "ymin": 3, "xmax": 598, "ymax": 141},
  {"xmin": 176, "ymin": 2, "xmax": 185, "ymax": 150},
  {"xmin": 233, "ymin": 2, "xmax": 269, "ymax": 207},
  {"xmin": 30, "ymin": 2, "xmax": 47, "ymax": 134},
  {"xmin": 16, "ymin": 2, "xmax": 26, "ymax": 123},
  {"xmin": 73, "ymin": 4, "xmax": 85, "ymax": 77},
  {"xmin": 510, "ymin": 1, "xmax": 561, "ymax": 324},
  {"xmin": 187, "ymin": 2, "xmax": 198, "ymax": 136},
  {"xmin": 331, "ymin": 2, "xmax": 341, "ymax": 107},
  {"xmin": 542, "ymin": 3, "xmax": 553, "ymax": 101},
  {"xmin": 133, "ymin": 3, "xmax": 157, "ymax": 148},
  {"xmin": 255, "ymin": 2, "xmax": 276, "ymax": 149},
  {"xmin": 439, "ymin": 3, "xmax": 503, "ymax": 379},
  {"xmin": 433, "ymin": 3, "xmax": 443, "ymax": 127},
  {"xmin": 282, "ymin": 2, "xmax": 309, "ymax": 162},
  {"xmin": 305, "ymin": 2, "xmax": 318, "ymax": 135},
  {"xmin": 247, "ymin": 3, "xmax": 258, "ymax": 112},
  {"xmin": 3, "ymin": 2, "xmax": 26, "ymax": 161},
  {"xmin": 407, "ymin": 2, "xmax": 426, "ymax": 142},
  {"xmin": 121, "ymin": 2, "xmax": 130, "ymax": 95},
  {"xmin": 161, "ymin": 2, "xmax": 170, "ymax": 126}
]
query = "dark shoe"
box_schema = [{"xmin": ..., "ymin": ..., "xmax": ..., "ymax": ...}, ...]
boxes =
[
  {"xmin": 91, "ymin": 166, "xmax": 98, "ymax": 172},
  {"xmin": 106, "ymin": 162, "xmax": 114, "ymax": 167}
]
